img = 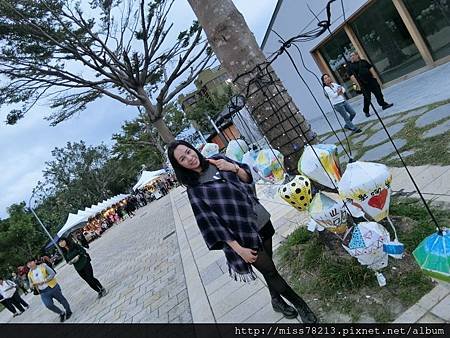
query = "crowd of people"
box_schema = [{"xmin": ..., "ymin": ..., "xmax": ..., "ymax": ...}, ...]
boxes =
[
  {"xmin": 0, "ymin": 255, "xmax": 57, "ymax": 318},
  {"xmin": 1, "ymin": 174, "xmax": 178, "ymax": 322},
  {"xmin": 78, "ymin": 176, "xmax": 177, "ymax": 243}
]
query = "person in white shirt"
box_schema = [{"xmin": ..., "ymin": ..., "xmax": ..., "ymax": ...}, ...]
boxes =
[
  {"xmin": 0, "ymin": 277, "xmax": 29, "ymax": 317},
  {"xmin": 321, "ymin": 74, "xmax": 362, "ymax": 133}
]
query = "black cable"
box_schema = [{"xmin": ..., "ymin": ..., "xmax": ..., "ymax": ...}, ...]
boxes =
[
  {"xmin": 337, "ymin": 2, "xmax": 442, "ymax": 232},
  {"xmin": 368, "ymin": 103, "xmax": 442, "ymax": 231},
  {"xmin": 232, "ymin": 0, "xmax": 442, "ymax": 233},
  {"xmin": 254, "ymin": 65, "xmax": 362, "ymax": 223},
  {"xmin": 273, "ymin": 29, "xmax": 354, "ymax": 160}
]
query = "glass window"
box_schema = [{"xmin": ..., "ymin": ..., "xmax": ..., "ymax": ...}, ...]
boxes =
[
  {"xmin": 404, "ymin": 0, "xmax": 450, "ymax": 60},
  {"xmin": 318, "ymin": 30, "xmax": 358, "ymax": 98},
  {"xmin": 351, "ymin": 0, "xmax": 425, "ymax": 83}
]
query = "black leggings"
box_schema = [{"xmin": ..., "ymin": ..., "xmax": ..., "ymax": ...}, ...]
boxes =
[
  {"xmin": 2, "ymin": 291, "xmax": 28, "ymax": 314},
  {"xmin": 252, "ymin": 238, "xmax": 308, "ymax": 308},
  {"xmin": 77, "ymin": 261, "xmax": 103, "ymax": 292}
]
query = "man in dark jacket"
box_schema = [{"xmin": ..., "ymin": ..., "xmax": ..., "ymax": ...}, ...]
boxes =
[{"xmin": 348, "ymin": 52, "xmax": 393, "ymax": 117}]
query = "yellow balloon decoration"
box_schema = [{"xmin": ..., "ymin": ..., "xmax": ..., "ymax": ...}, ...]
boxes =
[{"xmin": 279, "ymin": 175, "xmax": 313, "ymax": 211}]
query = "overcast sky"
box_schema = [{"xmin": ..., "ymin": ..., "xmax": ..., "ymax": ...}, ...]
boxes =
[{"xmin": 0, "ymin": 0, "xmax": 277, "ymax": 219}]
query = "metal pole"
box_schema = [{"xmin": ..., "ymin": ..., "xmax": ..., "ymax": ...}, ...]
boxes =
[
  {"xmin": 206, "ymin": 113, "xmax": 229, "ymax": 146},
  {"xmin": 28, "ymin": 194, "xmax": 65, "ymax": 257}
]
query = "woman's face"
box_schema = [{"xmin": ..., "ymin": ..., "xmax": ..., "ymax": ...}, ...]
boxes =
[
  {"xmin": 58, "ymin": 239, "xmax": 67, "ymax": 248},
  {"xmin": 323, "ymin": 74, "xmax": 332, "ymax": 85},
  {"xmin": 173, "ymin": 144, "xmax": 201, "ymax": 171}
]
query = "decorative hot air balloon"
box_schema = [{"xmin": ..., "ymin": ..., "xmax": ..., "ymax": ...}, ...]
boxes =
[
  {"xmin": 338, "ymin": 161, "xmax": 392, "ymax": 222},
  {"xmin": 309, "ymin": 192, "xmax": 348, "ymax": 234},
  {"xmin": 343, "ymin": 222, "xmax": 390, "ymax": 271},
  {"xmin": 225, "ymin": 139, "xmax": 248, "ymax": 162},
  {"xmin": 279, "ymin": 175, "xmax": 312, "ymax": 211},
  {"xmin": 383, "ymin": 217, "xmax": 405, "ymax": 259},
  {"xmin": 255, "ymin": 148, "xmax": 285, "ymax": 183},
  {"xmin": 242, "ymin": 150, "xmax": 261, "ymax": 181},
  {"xmin": 307, "ymin": 218, "xmax": 325, "ymax": 232},
  {"xmin": 298, "ymin": 144, "xmax": 342, "ymax": 189},
  {"xmin": 201, "ymin": 143, "xmax": 219, "ymax": 158},
  {"xmin": 413, "ymin": 229, "xmax": 450, "ymax": 282}
]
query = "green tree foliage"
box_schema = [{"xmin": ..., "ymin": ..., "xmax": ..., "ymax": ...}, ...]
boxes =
[
  {"xmin": 112, "ymin": 103, "xmax": 188, "ymax": 165},
  {"xmin": 0, "ymin": 139, "xmax": 148, "ymax": 274},
  {"xmin": 32, "ymin": 141, "xmax": 138, "ymax": 232},
  {"xmin": 0, "ymin": 0, "xmax": 213, "ymax": 142},
  {"xmin": 185, "ymin": 85, "xmax": 233, "ymax": 132},
  {"xmin": 0, "ymin": 203, "xmax": 46, "ymax": 275}
]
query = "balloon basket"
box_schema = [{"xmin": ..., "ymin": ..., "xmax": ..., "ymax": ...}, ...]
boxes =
[{"xmin": 383, "ymin": 240, "xmax": 405, "ymax": 259}]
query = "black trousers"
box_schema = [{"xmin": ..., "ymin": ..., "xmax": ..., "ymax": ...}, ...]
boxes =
[
  {"xmin": 2, "ymin": 291, "xmax": 28, "ymax": 313},
  {"xmin": 252, "ymin": 237, "xmax": 309, "ymax": 309},
  {"xmin": 77, "ymin": 261, "xmax": 103, "ymax": 292},
  {"xmin": 361, "ymin": 78, "xmax": 387, "ymax": 114},
  {"xmin": 1, "ymin": 298, "xmax": 16, "ymax": 314}
]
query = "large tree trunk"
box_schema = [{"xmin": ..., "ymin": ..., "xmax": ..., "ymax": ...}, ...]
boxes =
[
  {"xmin": 152, "ymin": 117, "xmax": 175, "ymax": 144},
  {"xmin": 138, "ymin": 87, "xmax": 176, "ymax": 144},
  {"xmin": 187, "ymin": 0, "xmax": 317, "ymax": 173}
]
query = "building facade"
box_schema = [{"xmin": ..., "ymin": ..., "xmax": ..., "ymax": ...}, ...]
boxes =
[
  {"xmin": 177, "ymin": 66, "xmax": 230, "ymax": 112},
  {"xmin": 261, "ymin": 0, "xmax": 450, "ymax": 129}
]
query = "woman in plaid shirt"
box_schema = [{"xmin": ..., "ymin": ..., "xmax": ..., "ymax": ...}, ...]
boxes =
[{"xmin": 168, "ymin": 140, "xmax": 317, "ymax": 323}]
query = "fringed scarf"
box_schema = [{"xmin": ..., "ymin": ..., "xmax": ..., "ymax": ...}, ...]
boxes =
[{"xmin": 187, "ymin": 155, "xmax": 262, "ymax": 282}]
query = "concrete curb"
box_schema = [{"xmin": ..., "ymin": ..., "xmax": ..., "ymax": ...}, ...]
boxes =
[{"xmin": 169, "ymin": 188, "xmax": 215, "ymax": 323}]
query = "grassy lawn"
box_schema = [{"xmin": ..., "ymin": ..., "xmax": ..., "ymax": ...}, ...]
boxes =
[
  {"xmin": 275, "ymin": 196, "xmax": 450, "ymax": 323},
  {"xmin": 319, "ymin": 99, "xmax": 450, "ymax": 167}
]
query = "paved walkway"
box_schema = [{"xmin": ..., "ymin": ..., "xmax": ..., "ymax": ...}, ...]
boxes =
[
  {"xmin": 2, "ymin": 166, "xmax": 448, "ymax": 323},
  {"xmin": 319, "ymin": 101, "xmax": 450, "ymax": 165},
  {"xmin": 0, "ymin": 197, "xmax": 192, "ymax": 323},
  {"xmin": 170, "ymin": 165, "xmax": 450, "ymax": 323}
]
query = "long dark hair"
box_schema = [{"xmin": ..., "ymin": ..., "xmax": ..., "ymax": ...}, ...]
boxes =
[
  {"xmin": 321, "ymin": 73, "xmax": 330, "ymax": 88},
  {"xmin": 59, "ymin": 236, "xmax": 75, "ymax": 252},
  {"xmin": 167, "ymin": 140, "xmax": 209, "ymax": 187}
]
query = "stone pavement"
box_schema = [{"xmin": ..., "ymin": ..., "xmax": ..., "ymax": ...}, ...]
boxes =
[
  {"xmin": 310, "ymin": 61, "xmax": 450, "ymax": 135},
  {"xmin": 0, "ymin": 196, "xmax": 192, "ymax": 323},
  {"xmin": 170, "ymin": 164, "xmax": 450, "ymax": 323},
  {"xmin": 394, "ymin": 284, "xmax": 450, "ymax": 323},
  {"xmin": 390, "ymin": 165, "xmax": 450, "ymax": 205},
  {"xmin": 170, "ymin": 184, "xmax": 307, "ymax": 324},
  {"xmin": 322, "ymin": 101, "xmax": 450, "ymax": 164}
]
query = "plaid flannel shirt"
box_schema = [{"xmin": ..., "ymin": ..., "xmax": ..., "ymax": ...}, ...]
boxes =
[{"xmin": 187, "ymin": 154, "xmax": 262, "ymax": 282}]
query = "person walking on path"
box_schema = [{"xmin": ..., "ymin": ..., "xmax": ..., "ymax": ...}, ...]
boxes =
[
  {"xmin": 168, "ymin": 140, "xmax": 317, "ymax": 323},
  {"xmin": 17, "ymin": 266, "xmax": 31, "ymax": 294},
  {"xmin": 321, "ymin": 74, "xmax": 362, "ymax": 133},
  {"xmin": 348, "ymin": 52, "xmax": 393, "ymax": 117},
  {"xmin": 40, "ymin": 255, "xmax": 56, "ymax": 273},
  {"xmin": 58, "ymin": 237, "xmax": 107, "ymax": 299},
  {"xmin": 0, "ymin": 293, "xmax": 18, "ymax": 315},
  {"xmin": 76, "ymin": 230, "xmax": 90, "ymax": 249},
  {"xmin": 11, "ymin": 272, "xmax": 28, "ymax": 295},
  {"xmin": 0, "ymin": 277, "xmax": 29, "ymax": 317},
  {"xmin": 27, "ymin": 258, "xmax": 72, "ymax": 322}
]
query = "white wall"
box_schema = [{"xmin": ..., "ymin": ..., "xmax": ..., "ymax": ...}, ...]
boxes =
[{"xmin": 262, "ymin": 0, "xmax": 368, "ymax": 134}]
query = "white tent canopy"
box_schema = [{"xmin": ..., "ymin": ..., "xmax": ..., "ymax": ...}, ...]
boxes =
[
  {"xmin": 57, "ymin": 194, "xmax": 128, "ymax": 237},
  {"xmin": 57, "ymin": 212, "xmax": 90, "ymax": 238},
  {"xmin": 133, "ymin": 170, "xmax": 166, "ymax": 191}
]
